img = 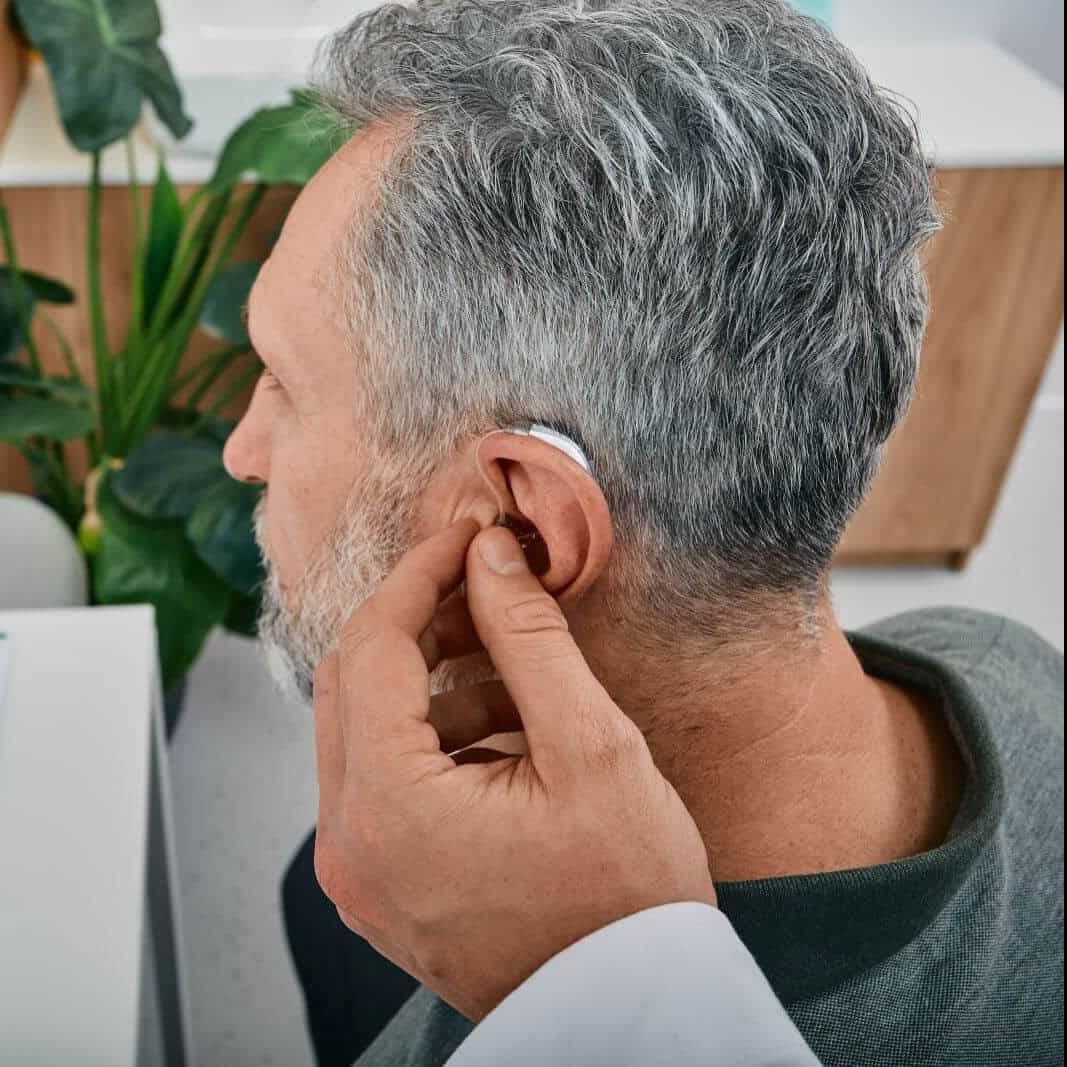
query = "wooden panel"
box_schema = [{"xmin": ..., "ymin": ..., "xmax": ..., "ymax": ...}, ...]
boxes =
[
  {"xmin": 0, "ymin": 182, "xmax": 295, "ymax": 492},
  {"xmin": 836, "ymin": 166, "xmax": 1064, "ymax": 562},
  {"xmin": 0, "ymin": 0, "xmax": 27, "ymax": 144}
]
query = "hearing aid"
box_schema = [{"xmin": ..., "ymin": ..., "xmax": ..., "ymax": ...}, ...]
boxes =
[{"xmin": 474, "ymin": 423, "xmax": 593, "ymax": 578}]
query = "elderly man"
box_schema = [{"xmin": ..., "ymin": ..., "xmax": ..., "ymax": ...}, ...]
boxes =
[{"xmin": 221, "ymin": 1, "xmax": 1064, "ymax": 1065}]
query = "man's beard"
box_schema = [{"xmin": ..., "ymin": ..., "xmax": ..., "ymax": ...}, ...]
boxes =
[{"xmin": 253, "ymin": 463, "xmax": 499, "ymax": 709}]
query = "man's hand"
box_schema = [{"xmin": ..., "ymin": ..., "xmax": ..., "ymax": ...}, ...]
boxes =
[{"xmin": 312, "ymin": 517, "xmax": 716, "ymax": 1022}]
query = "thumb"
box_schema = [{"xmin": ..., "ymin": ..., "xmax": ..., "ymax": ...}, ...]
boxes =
[{"xmin": 464, "ymin": 524, "xmax": 625, "ymax": 777}]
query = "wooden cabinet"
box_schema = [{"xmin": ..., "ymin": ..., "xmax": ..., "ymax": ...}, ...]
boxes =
[{"xmin": 835, "ymin": 166, "xmax": 1065, "ymax": 567}]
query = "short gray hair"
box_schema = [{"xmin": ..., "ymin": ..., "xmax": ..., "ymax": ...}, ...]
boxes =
[{"xmin": 311, "ymin": 0, "xmax": 943, "ymax": 652}]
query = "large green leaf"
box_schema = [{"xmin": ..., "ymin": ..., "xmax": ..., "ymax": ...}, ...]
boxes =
[
  {"xmin": 0, "ymin": 274, "xmax": 30, "ymax": 361},
  {"xmin": 200, "ymin": 261, "xmax": 259, "ymax": 345},
  {"xmin": 14, "ymin": 0, "xmax": 193, "ymax": 153},
  {"xmin": 0, "ymin": 365, "xmax": 92, "ymax": 403},
  {"xmin": 0, "ymin": 395, "xmax": 96, "ymax": 442},
  {"xmin": 111, "ymin": 429, "xmax": 228, "ymax": 521},
  {"xmin": 0, "ymin": 267, "xmax": 76, "ymax": 306},
  {"xmin": 94, "ymin": 470, "xmax": 230, "ymax": 690},
  {"xmin": 0, "ymin": 267, "xmax": 76, "ymax": 361},
  {"xmin": 143, "ymin": 157, "xmax": 183, "ymax": 326},
  {"xmin": 209, "ymin": 89, "xmax": 341, "ymax": 192},
  {"xmin": 185, "ymin": 478, "xmax": 264, "ymax": 597}
]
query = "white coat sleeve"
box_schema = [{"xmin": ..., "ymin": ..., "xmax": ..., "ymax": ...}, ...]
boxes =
[{"xmin": 444, "ymin": 902, "xmax": 823, "ymax": 1067}]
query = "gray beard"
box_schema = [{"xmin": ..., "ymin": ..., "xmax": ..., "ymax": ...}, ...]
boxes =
[{"xmin": 253, "ymin": 470, "xmax": 499, "ymax": 710}]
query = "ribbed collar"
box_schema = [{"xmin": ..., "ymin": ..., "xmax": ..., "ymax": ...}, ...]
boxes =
[{"xmin": 714, "ymin": 626, "xmax": 1006, "ymax": 1005}]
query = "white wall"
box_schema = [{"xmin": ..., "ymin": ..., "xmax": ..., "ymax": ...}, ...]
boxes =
[{"xmin": 993, "ymin": 0, "xmax": 1065, "ymax": 87}]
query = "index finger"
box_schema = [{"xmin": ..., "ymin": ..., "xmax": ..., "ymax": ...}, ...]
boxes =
[{"xmin": 337, "ymin": 517, "xmax": 482, "ymax": 759}]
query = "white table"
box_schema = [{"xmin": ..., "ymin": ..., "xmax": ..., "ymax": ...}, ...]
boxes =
[{"xmin": 0, "ymin": 606, "xmax": 193, "ymax": 1067}]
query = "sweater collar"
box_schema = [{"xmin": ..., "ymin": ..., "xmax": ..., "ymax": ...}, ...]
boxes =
[{"xmin": 714, "ymin": 627, "xmax": 1006, "ymax": 1004}]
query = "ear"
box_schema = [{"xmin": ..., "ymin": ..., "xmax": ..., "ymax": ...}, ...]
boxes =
[{"xmin": 475, "ymin": 432, "xmax": 613, "ymax": 606}]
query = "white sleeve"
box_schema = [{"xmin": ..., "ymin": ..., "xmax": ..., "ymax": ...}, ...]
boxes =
[{"xmin": 444, "ymin": 902, "xmax": 823, "ymax": 1067}]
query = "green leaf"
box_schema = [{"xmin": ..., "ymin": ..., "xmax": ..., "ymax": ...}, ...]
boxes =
[
  {"xmin": 95, "ymin": 470, "xmax": 230, "ymax": 690},
  {"xmin": 200, "ymin": 415, "xmax": 237, "ymax": 444},
  {"xmin": 0, "ymin": 366, "xmax": 92, "ymax": 403},
  {"xmin": 186, "ymin": 479, "xmax": 264, "ymax": 597},
  {"xmin": 0, "ymin": 269, "xmax": 33, "ymax": 361},
  {"xmin": 0, "ymin": 266, "xmax": 76, "ymax": 306},
  {"xmin": 0, "ymin": 395, "xmax": 96, "ymax": 442},
  {"xmin": 1, "ymin": 267, "xmax": 75, "ymax": 361},
  {"xmin": 111, "ymin": 429, "xmax": 227, "ymax": 521},
  {"xmin": 223, "ymin": 588, "xmax": 261, "ymax": 638},
  {"xmin": 200, "ymin": 261, "xmax": 259, "ymax": 345},
  {"xmin": 13, "ymin": 0, "xmax": 193, "ymax": 153},
  {"xmin": 0, "ymin": 364, "xmax": 35, "ymax": 388},
  {"xmin": 209, "ymin": 89, "xmax": 341, "ymax": 192},
  {"xmin": 143, "ymin": 157, "xmax": 183, "ymax": 326}
]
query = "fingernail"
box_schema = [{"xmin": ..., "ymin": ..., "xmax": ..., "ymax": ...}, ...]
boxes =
[{"xmin": 478, "ymin": 527, "xmax": 529, "ymax": 575}]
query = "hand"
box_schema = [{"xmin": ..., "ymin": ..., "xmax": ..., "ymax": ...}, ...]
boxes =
[{"xmin": 312, "ymin": 517, "xmax": 717, "ymax": 1022}]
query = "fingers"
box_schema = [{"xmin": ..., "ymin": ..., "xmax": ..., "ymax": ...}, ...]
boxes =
[
  {"xmin": 427, "ymin": 679, "xmax": 522, "ymax": 752},
  {"xmin": 417, "ymin": 585, "xmax": 484, "ymax": 671},
  {"xmin": 463, "ymin": 525, "xmax": 626, "ymax": 777},
  {"xmin": 336, "ymin": 518, "xmax": 481, "ymax": 762}
]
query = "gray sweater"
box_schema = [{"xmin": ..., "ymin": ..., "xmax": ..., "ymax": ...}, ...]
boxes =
[{"xmin": 353, "ymin": 606, "xmax": 1065, "ymax": 1067}]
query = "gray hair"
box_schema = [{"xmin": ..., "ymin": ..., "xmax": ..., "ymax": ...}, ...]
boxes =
[{"xmin": 310, "ymin": 0, "xmax": 944, "ymax": 653}]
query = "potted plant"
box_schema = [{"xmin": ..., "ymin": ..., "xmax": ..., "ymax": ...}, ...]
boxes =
[{"xmin": 0, "ymin": 0, "xmax": 341, "ymax": 733}]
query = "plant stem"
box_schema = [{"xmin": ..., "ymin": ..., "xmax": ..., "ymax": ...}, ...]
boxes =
[
  {"xmin": 18, "ymin": 440, "xmax": 82, "ymax": 530},
  {"xmin": 199, "ymin": 362, "xmax": 262, "ymax": 423},
  {"xmin": 121, "ymin": 184, "xmax": 266, "ymax": 449},
  {"xmin": 145, "ymin": 186, "xmax": 233, "ymax": 348},
  {"xmin": 121, "ymin": 137, "xmax": 147, "ymax": 399},
  {"xmin": 0, "ymin": 194, "xmax": 42, "ymax": 374},
  {"xmin": 174, "ymin": 344, "xmax": 249, "ymax": 397},
  {"xmin": 37, "ymin": 309, "xmax": 82, "ymax": 382},
  {"xmin": 87, "ymin": 152, "xmax": 113, "ymax": 449}
]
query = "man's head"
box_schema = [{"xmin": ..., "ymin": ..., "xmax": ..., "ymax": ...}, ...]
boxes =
[{"xmin": 223, "ymin": 0, "xmax": 942, "ymax": 703}]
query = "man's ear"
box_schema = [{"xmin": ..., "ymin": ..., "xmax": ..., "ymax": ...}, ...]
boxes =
[{"xmin": 476, "ymin": 437, "xmax": 613, "ymax": 606}]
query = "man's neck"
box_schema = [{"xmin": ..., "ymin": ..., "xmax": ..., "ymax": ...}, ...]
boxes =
[{"xmin": 579, "ymin": 612, "xmax": 965, "ymax": 882}]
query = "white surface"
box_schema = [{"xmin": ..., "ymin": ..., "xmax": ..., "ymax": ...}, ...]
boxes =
[
  {"xmin": 0, "ymin": 606, "xmax": 158, "ymax": 1066},
  {"xmin": 0, "ymin": 492, "xmax": 89, "ymax": 609},
  {"xmin": 169, "ymin": 629, "xmax": 318, "ymax": 1067},
  {"xmin": 0, "ymin": 37, "xmax": 1062, "ymax": 187},
  {"xmin": 447, "ymin": 904, "xmax": 820, "ymax": 1067},
  {"xmin": 846, "ymin": 40, "xmax": 1064, "ymax": 167},
  {"xmin": 0, "ymin": 631, "xmax": 9, "ymax": 712}
]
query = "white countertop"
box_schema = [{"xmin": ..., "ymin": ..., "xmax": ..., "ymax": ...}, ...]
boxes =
[
  {"xmin": 0, "ymin": 606, "xmax": 164, "ymax": 1064},
  {"xmin": 0, "ymin": 37, "xmax": 1062, "ymax": 187}
]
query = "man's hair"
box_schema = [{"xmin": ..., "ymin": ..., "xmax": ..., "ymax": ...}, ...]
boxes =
[{"xmin": 311, "ymin": 0, "xmax": 944, "ymax": 652}]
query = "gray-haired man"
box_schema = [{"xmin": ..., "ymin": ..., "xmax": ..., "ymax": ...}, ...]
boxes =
[{"xmin": 223, "ymin": 2, "xmax": 1064, "ymax": 1064}]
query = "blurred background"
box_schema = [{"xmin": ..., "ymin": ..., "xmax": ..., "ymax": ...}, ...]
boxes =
[{"xmin": 0, "ymin": 1, "xmax": 1062, "ymax": 1065}]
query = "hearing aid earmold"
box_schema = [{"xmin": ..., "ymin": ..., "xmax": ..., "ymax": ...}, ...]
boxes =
[{"xmin": 474, "ymin": 424, "xmax": 593, "ymax": 579}]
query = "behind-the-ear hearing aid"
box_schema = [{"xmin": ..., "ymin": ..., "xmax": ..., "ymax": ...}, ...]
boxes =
[{"xmin": 474, "ymin": 423, "xmax": 593, "ymax": 577}]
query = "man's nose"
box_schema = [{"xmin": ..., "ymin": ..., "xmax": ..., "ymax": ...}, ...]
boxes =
[{"xmin": 223, "ymin": 412, "xmax": 268, "ymax": 485}]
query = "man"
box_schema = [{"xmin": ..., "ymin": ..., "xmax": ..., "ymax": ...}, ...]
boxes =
[{"xmin": 222, "ymin": 1, "xmax": 1064, "ymax": 1064}]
